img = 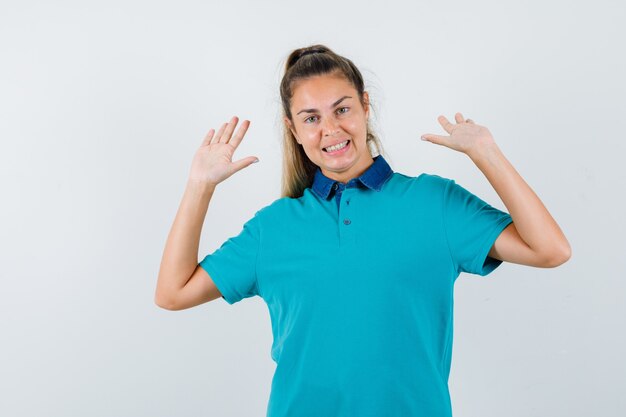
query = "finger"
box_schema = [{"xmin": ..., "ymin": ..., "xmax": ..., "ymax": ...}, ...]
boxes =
[
  {"xmin": 219, "ymin": 115, "xmax": 239, "ymax": 143},
  {"xmin": 229, "ymin": 119, "xmax": 250, "ymax": 149},
  {"xmin": 455, "ymin": 112, "xmax": 465, "ymax": 124},
  {"xmin": 201, "ymin": 129, "xmax": 215, "ymax": 146},
  {"xmin": 212, "ymin": 122, "xmax": 228, "ymax": 145},
  {"xmin": 437, "ymin": 115, "xmax": 454, "ymax": 134}
]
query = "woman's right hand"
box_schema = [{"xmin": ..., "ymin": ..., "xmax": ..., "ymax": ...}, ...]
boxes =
[{"xmin": 188, "ymin": 116, "xmax": 259, "ymax": 186}]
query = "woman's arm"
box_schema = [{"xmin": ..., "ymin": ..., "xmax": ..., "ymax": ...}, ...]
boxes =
[
  {"xmin": 421, "ymin": 112, "xmax": 571, "ymax": 268},
  {"xmin": 155, "ymin": 116, "xmax": 259, "ymax": 309},
  {"xmin": 469, "ymin": 141, "xmax": 571, "ymax": 267},
  {"xmin": 155, "ymin": 180, "xmax": 219, "ymax": 310}
]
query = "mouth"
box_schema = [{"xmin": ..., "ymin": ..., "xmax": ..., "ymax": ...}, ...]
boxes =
[{"xmin": 323, "ymin": 139, "xmax": 351, "ymax": 153}]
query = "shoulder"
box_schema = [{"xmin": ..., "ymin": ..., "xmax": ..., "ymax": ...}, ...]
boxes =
[
  {"xmin": 387, "ymin": 171, "xmax": 454, "ymax": 192},
  {"xmin": 250, "ymin": 193, "xmax": 308, "ymax": 224}
]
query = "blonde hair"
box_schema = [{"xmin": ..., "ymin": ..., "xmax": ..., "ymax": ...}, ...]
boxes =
[{"xmin": 279, "ymin": 44, "xmax": 387, "ymax": 198}]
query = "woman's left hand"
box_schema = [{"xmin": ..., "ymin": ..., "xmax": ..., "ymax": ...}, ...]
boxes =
[{"xmin": 420, "ymin": 112, "xmax": 496, "ymax": 157}]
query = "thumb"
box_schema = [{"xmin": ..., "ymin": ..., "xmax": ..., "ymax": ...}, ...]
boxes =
[
  {"xmin": 232, "ymin": 156, "xmax": 260, "ymax": 173},
  {"xmin": 421, "ymin": 134, "xmax": 447, "ymax": 145}
]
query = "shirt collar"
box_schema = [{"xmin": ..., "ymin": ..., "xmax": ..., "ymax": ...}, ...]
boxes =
[{"xmin": 311, "ymin": 154, "xmax": 394, "ymax": 200}]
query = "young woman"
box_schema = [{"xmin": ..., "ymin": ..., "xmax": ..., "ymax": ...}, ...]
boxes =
[{"xmin": 155, "ymin": 44, "xmax": 571, "ymax": 417}]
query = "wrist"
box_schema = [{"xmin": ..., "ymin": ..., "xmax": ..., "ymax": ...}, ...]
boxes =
[
  {"xmin": 186, "ymin": 178, "xmax": 217, "ymax": 195},
  {"xmin": 466, "ymin": 141, "xmax": 500, "ymax": 162}
]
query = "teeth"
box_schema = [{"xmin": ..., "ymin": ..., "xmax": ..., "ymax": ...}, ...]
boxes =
[{"xmin": 325, "ymin": 140, "xmax": 349, "ymax": 152}]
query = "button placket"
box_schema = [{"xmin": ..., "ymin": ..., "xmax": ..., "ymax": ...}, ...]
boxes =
[
  {"xmin": 338, "ymin": 187, "xmax": 355, "ymax": 247},
  {"xmin": 334, "ymin": 182, "xmax": 345, "ymax": 211}
]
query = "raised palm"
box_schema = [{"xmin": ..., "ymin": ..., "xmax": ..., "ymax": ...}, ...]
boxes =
[
  {"xmin": 421, "ymin": 112, "xmax": 496, "ymax": 157},
  {"xmin": 189, "ymin": 116, "xmax": 259, "ymax": 186}
]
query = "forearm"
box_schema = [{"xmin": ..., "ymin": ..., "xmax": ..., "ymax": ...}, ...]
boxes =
[
  {"xmin": 155, "ymin": 179, "xmax": 216, "ymax": 304},
  {"xmin": 468, "ymin": 142, "xmax": 571, "ymax": 259}
]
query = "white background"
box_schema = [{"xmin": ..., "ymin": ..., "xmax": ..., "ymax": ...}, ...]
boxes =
[{"xmin": 1, "ymin": 0, "xmax": 624, "ymax": 416}]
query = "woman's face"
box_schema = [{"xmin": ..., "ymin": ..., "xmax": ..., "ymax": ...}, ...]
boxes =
[{"xmin": 286, "ymin": 72, "xmax": 372, "ymax": 184}]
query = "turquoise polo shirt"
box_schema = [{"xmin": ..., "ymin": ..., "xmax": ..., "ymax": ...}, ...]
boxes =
[{"xmin": 199, "ymin": 155, "xmax": 513, "ymax": 417}]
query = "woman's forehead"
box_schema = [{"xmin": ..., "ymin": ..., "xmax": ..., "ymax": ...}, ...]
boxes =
[{"xmin": 291, "ymin": 75, "xmax": 356, "ymax": 106}]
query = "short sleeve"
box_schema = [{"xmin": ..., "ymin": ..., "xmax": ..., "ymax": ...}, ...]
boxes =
[
  {"xmin": 199, "ymin": 212, "xmax": 261, "ymax": 305},
  {"xmin": 443, "ymin": 179, "xmax": 513, "ymax": 276}
]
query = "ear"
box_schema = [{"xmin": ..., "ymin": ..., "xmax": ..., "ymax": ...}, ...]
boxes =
[
  {"xmin": 285, "ymin": 117, "xmax": 301, "ymax": 144},
  {"xmin": 363, "ymin": 91, "xmax": 370, "ymax": 119}
]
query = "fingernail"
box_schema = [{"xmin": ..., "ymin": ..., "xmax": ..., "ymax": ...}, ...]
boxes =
[{"xmin": 253, "ymin": 159, "xmax": 259, "ymax": 163}]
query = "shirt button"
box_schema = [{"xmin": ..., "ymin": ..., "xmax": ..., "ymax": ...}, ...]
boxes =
[
  {"xmin": 333, "ymin": 183, "xmax": 338, "ymax": 190},
  {"xmin": 343, "ymin": 219, "xmax": 351, "ymax": 225}
]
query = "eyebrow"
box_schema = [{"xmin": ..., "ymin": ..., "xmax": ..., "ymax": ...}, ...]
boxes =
[{"xmin": 296, "ymin": 96, "xmax": 352, "ymax": 115}]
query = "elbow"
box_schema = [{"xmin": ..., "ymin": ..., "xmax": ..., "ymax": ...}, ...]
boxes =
[
  {"xmin": 154, "ymin": 290, "xmax": 179, "ymax": 311},
  {"xmin": 544, "ymin": 241, "xmax": 572, "ymax": 268}
]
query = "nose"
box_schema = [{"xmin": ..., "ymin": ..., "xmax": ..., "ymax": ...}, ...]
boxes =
[{"xmin": 322, "ymin": 117, "xmax": 340, "ymax": 137}]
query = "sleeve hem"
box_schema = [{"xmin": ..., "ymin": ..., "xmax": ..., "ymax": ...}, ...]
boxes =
[
  {"xmin": 198, "ymin": 260, "xmax": 236, "ymax": 305},
  {"xmin": 471, "ymin": 215, "xmax": 514, "ymax": 276}
]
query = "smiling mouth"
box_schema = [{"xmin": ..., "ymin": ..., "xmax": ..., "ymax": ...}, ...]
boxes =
[{"xmin": 323, "ymin": 140, "xmax": 350, "ymax": 152}]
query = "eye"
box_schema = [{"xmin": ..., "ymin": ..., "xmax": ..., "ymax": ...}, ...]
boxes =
[{"xmin": 303, "ymin": 107, "xmax": 349, "ymax": 124}]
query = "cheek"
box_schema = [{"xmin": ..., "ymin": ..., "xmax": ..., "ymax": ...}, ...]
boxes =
[
  {"xmin": 344, "ymin": 116, "xmax": 365, "ymax": 130},
  {"xmin": 346, "ymin": 120, "xmax": 367, "ymax": 139},
  {"xmin": 301, "ymin": 139, "xmax": 321, "ymax": 154}
]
